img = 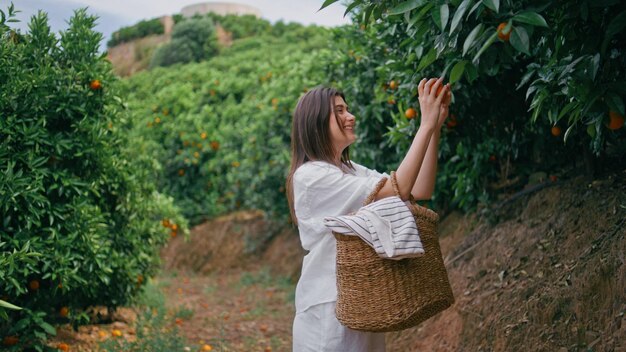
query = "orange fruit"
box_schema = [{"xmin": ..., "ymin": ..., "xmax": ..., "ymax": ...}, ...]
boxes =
[
  {"xmin": 202, "ymin": 345, "xmax": 213, "ymax": 351},
  {"xmin": 3, "ymin": 336, "xmax": 19, "ymax": 346},
  {"xmin": 59, "ymin": 306, "xmax": 69, "ymax": 317},
  {"xmin": 201, "ymin": 132, "xmax": 207, "ymax": 139},
  {"xmin": 162, "ymin": 219, "xmax": 170, "ymax": 228},
  {"xmin": 29, "ymin": 279, "xmax": 40, "ymax": 291},
  {"xmin": 210, "ymin": 141, "xmax": 220, "ymax": 151},
  {"xmin": 111, "ymin": 329, "xmax": 122, "ymax": 337},
  {"xmin": 551, "ymin": 126, "xmax": 562, "ymax": 137},
  {"xmin": 436, "ymin": 84, "xmax": 445, "ymax": 97},
  {"xmin": 446, "ymin": 114, "xmax": 458, "ymax": 128},
  {"xmin": 57, "ymin": 342, "xmax": 70, "ymax": 351},
  {"xmin": 405, "ymin": 108, "xmax": 417, "ymax": 119},
  {"xmin": 171, "ymin": 224, "xmax": 178, "ymax": 231},
  {"xmin": 608, "ymin": 110, "xmax": 625, "ymax": 130},
  {"xmin": 388, "ymin": 80, "xmax": 398, "ymax": 90},
  {"xmin": 170, "ymin": 230, "xmax": 177, "ymax": 238},
  {"xmin": 89, "ymin": 79, "xmax": 102, "ymax": 90},
  {"xmin": 98, "ymin": 330, "xmax": 108, "ymax": 339},
  {"xmin": 387, "ymin": 98, "xmax": 396, "ymax": 105},
  {"xmin": 497, "ymin": 22, "xmax": 511, "ymax": 41}
]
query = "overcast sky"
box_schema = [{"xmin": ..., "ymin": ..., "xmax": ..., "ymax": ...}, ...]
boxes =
[{"xmin": 3, "ymin": 0, "xmax": 351, "ymax": 49}]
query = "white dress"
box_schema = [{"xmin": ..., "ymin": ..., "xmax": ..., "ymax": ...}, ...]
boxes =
[{"xmin": 292, "ymin": 160, "xmax": 388, "ymax": 352}]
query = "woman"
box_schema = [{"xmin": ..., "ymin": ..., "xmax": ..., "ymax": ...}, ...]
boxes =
[{"xmin": 286, "ymin": 78, "xmax": 451, "ymax": 351}]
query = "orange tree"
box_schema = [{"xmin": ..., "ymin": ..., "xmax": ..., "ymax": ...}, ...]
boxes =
[
  {"xmin": 122, "ymin": 23, "xmax": 330, "ymax": 224},
  {"xmin": 0, "ymin": 6, "xmax": 185, "ymax": 349},
  {"xmin": 321, "ymin": 0, "xmax": 626, "ymax": 210}
]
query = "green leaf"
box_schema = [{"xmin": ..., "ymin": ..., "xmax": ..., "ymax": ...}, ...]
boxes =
[
  {"xmin": 432, "ymin": 5, "xmax": 443, "ymax": 30},
  {"xmin": 40, "ymin": 322, "xmax": 57, "ymax": 336},
  {"xmin": 510, "ymin": 26, "xmax": 530, "ymax": 55},
  {"xmin": 440, "ymin": 4, "xmax": 450, "ymax": 31},
  {"xmin": 388, "ymin": 0, "xmax": 428, "ymax": 15},
  {"xmin": 472, "ymin": 31, "xmax": 498, "ymax": 63},
  {"xmin": 417, "ymin": 47, "xmax": 437, "ymax": 71},
  {"xmin": 319, "ymin": 0, "xmax": 340, "ymax": 11},
  {"xmin": 482, "ymin": 0, "xmax": 499, "ymax": 13},
  {"xmin": 602, "ymin": 11, "xmax": 626, "ymax": 53},
  {"xmin": 410, "ymin": 3, "xmax": 434, "ymax": 24},
  {"xmin": 363, "ymin": 5, "xmax": 374, "ymax": 24},
  {"xmin": 0, "ymin": 299, "xmax": 22, "ymax": 310},
  {"xmin": 513, "ymin": 11, "xmax": 548, "ymax": 27},
  {"xmin": 344, "ymin": 0, "xmax": 363, "ymax": 17},
  {"xmin": 563, "ymin": 123, "xmax": 576, "ymax": 144},
  {"xmin": 465, "ymin": 62, "xmax": 479, "ymax": 82},
  {"xmin": 450, "ymin": 0, "xmax": 472, "ymax": 34},
  {"xmin": 463, "ymin": 23, "xmax": 483, "ymax": 56},
  {"xmin": 606, "ymin": 11, "xmax": 626, "ymax": 37},
  {"xmin": 450, "ymin": 60, "xmax": 467, "ymax": 83},
  {"xmin": 557, "ymin": 102, "xmax": 578, "ymax": 121},
  {"xmin": 466, "ymin": 1, "xmax": 483, "ymax": 19}
]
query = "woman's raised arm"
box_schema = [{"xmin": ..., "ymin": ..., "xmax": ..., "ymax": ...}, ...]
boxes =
[{"xmin": 375, "ymin": 77, "xmax": 449, "ymax": 201}]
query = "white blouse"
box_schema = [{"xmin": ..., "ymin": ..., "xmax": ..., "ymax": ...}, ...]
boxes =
[{"xmin": 292, "ymin": 160, "xmax": 388, "ymax": 313}]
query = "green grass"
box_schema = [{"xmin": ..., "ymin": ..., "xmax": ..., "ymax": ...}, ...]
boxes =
[{"xmin": 98, "ymin": 281, "xmax": 196, "ymax": 352}]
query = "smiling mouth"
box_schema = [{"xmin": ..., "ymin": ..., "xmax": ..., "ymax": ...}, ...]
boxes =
[{"xmin": 344, "ymin": 125, "xmax": 355, "ymax": 131}]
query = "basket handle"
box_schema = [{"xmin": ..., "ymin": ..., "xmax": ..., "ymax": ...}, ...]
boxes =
[
  {"xmin": 364, "ymin": 171, "xmax": 417, "ymax": 206},
  {"xmin": 390, "ymin": 171, "xmax": 417, "ymax": 203}
]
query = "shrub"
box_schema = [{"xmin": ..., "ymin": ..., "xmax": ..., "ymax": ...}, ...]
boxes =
[
  {"xmin": 0, "ymin": 6, "xmax": 186, "ymax": 349},
  {"xmin": 150, "ymin": 17, "xmax": 218, "ymax": 68},
  {"xmin": 107, "ymin": 17, "xmax": 164, "ymax": 47}
]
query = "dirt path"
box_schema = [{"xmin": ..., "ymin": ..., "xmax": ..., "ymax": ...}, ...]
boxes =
[{"xmin": 158, "ymin": 267, "xmax": 294, "ymax": 351}]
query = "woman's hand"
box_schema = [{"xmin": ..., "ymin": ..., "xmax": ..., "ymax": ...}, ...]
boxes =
[
  {"xmin": 437, "ymin": 85, "xmax": 452, "ymax": 128},
  {"xmin": 417, "ymin": 77, "xmax": 448, "ymax": 131}
]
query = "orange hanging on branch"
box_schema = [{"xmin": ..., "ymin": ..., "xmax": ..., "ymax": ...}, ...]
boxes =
[{"xmin": 89, "ymin": 79, "xmax": 102, "ymax": 90}]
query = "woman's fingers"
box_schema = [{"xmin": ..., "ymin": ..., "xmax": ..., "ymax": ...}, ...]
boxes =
[
  {"xmin": 423, "ymin": 78, "xmax": 437, "ymax": 95},
  {"xmin": 417, "ymin": 78, "xmax": 426, "ymax": 96},
  {"xmin": 435, "ymin": 83, "xmax": 449, "ymax": 104},
  {"xmin": 430, "ymin": 77, "xmax": 444, "ymax": 98}
]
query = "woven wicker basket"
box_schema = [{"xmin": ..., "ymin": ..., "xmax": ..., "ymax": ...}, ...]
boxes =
[{"xmin": 334, "ymin": 171, "xmax": 454, "ymax": 332}]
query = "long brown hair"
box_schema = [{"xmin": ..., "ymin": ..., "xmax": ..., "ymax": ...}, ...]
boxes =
[{"xmin": 286, "ymin": 87, "xmax": 353, "ymax": 225}]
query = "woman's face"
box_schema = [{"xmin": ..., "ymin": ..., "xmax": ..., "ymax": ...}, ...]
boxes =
[{"xmin": 329, "ymin": 95, "xmax": 356, "ymax": 156}]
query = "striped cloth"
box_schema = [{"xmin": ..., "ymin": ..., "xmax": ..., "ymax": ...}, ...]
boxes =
[{"xmin": 324, "ymin": 196, "xmax": 424, "ymax": 260}]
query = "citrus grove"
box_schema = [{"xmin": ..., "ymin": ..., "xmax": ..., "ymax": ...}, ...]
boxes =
[{"xmin": 1, "ymin": 0, "xmax": 625, "ymax": 350}]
